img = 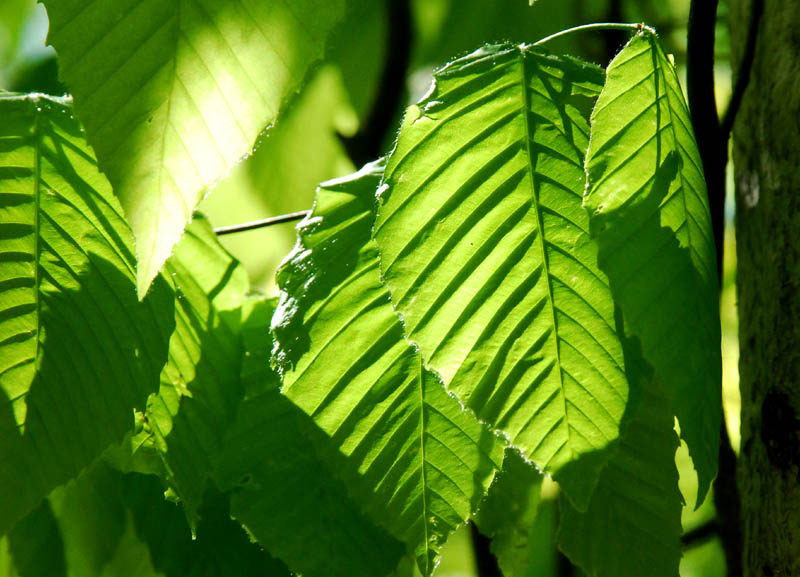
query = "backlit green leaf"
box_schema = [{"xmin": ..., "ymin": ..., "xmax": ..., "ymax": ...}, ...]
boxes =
[
  {"xmin": 273, "ymin": 161, "xmax": 504, "ymax": 575},
  {"xmin": 0, "ymin": 93, "xmax": 173, "ymax": 536},
  {"xmin": 475, "ymin": 449, "xmax": 544, "ymax": 577},
  {"xmin": 583, "ymin": 32, "xmax": 721, "ymax": 503},
  {"xmin": 215, "ymin": 296, "xmax": 407, "ymax": 577},
  {"xmin": 373, "ymin": 44, "xmax": 628, "ymax": 508},
  {"xmin": 559, "ymin": 370, "xmax": 682, "ymax": 577},
  {"xmin": 140, "ymin": 214, "xmax": 249, "ymax": 524},
  {"xmin": 40, "ymin": 0, "xmax": 350, "ymax": 295}
]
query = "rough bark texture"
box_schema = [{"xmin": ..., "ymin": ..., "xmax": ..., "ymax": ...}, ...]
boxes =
[{"xmin": 731, "ymin": 1, "xmax": 800, "ymax": 575}]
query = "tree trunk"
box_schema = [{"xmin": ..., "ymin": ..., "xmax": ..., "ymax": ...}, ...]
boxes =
[{"xmin": 731, "ymin": 1, "xmax": 800, "ymax": 575}]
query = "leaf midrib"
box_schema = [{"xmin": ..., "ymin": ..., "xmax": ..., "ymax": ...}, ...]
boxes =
[{"xmin": 516, "ymin": 50, "xmax": 570, "ymax": 460}]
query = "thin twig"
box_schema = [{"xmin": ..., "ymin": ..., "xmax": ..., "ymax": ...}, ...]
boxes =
[
  {"xmin": 687, "ymin": 0, "xmax": 725, "ymax": 278},
  {"xmin": 533, "ymin": 22, "xmax": 653, "ymax": 47},
  {"xmin": 213, "ymin": 210, "xmax": 309, "ymax": 236},
  {"xmin": 720, "ymin": 0, "xmax": 764, "ymax": 139},
  {"xmin": 682, "ymin": 520, "xmax": 721, "ymax": 548}
]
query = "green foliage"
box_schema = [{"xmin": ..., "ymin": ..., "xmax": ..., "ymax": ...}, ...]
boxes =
[
  {"xmin": 0, "ymin": 7, "xmax": 723, "ymax": 577},
  {"xmin": 40, "ymin": 0, "xmax": 349, "ymax": 295},
  {"xmin": 583, "ymin": 33, "xmax": 721, "ymax": 503},
  {"xmin": 273, "ymin": 162, "xmax": 503, "ymax": 574},
  {"xmin": 373, "ymin": 43, "xmax": 628, "ymax": 510},
  {"xmin": 0, "ymin": 93, "xmax": 173, "ymax": 536}
]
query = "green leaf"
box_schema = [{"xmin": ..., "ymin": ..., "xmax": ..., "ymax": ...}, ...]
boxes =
[
  {"xmin": 583, "ymin": 32, "xmax": 721, "ymax": 503},
  {"xmin": 5, "ymin": 499, "xmax": 66, "ymax": 577},
  {"xmin": 372, "ymin": 44, "xmax": 628, "ymax": 507},
  {"xmin": 0, "ymin": 94, "xmax": 173, "ymax": 536},
  {"xmin": 273, "ymin": 161, "xmax": 504, "ymax": 575},
  {"xmin": 40, "ymin": 0, "xmax": 350, "ymax": 295},
  {"xmin": 38, "ymin": 462, "xmax": 289, "ymax": 577},
  {"xmin": 139, "ymin": 214, "xmax": 249, "ymax": 524},
  {"xmin": 558, "ymin": 370, "xmax": 682, "ymax": 577},
  {"xmin": 475, "ymin": 449, "xmax": 543, "ymax": 577},
  {"xmin": 215, "ymin": 297, "xmax": 406, "ymax": 577}
]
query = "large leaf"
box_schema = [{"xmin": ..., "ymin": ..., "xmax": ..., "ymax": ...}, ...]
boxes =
[
  {"xmin": 372, "ymin": 44, "xmax": 629, "ymax": 507},
  {"xmin": 214, "ymin": 296, "xmax": 406, "ymax": 577},
  {"xmin": 41, "ymin": 0, "xmax": 350, "ymax": 295},
  {"xmin": 0, "ymin": 93, "xmax": 173, "ymax": 536},
  {"xmin": 583, "ymin": 32, "xmax": 721, "ymax": 502},
  {"xmin": 558, "ymin": 366, "xmax": 682, "ymax": 577},
  {"xmin": 273, "ymin": 161, "xmax": 504, "ymax": 575}
]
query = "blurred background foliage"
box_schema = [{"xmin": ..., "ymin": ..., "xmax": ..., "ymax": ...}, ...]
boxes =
[{"xmin": 0, "ymin": 1, "xmax": 738, "ymax": 575}]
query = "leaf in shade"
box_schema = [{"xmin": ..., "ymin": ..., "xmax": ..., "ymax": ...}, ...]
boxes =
[
  {"xmin": 558, "ymin": 367, "xmax": 682, "ymax": 577},
  {"xmin": 0, "ymin": 93, "xmax": 173, "ymax": 537},
  {"xmin": 40, "ymin": 0, "xmax": 350, "ymax": 295},
  {"xmin": 272, "ymin": 161, "xmax": 504, "ymax": 575},
  {"xmin": 372, "ymin": 44, "xmax": 628, "ymax": 508},
  {"xmin": 583, "ymin": 31, "xmax": 720, "ymax": 503},
  {"xmin": 140, "ymin": 214, "xmax": 249, "ymax": 525},
  {"xmin": 214, "ymin": 296, "xmax": 407, "ymax": 577},
  {"xmin": 475, "ymin": 449, "xmax": 544, "ymax": 577}
]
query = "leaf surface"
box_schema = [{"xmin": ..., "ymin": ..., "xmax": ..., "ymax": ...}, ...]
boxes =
[
  {"xmin": 583, "ymin": 32, "xmax": 721, "ymax": 502},
  {"xmin": 373, "ymin": 44, "xmax": 628, "ymax": 507},
  {"xmin": 215, "ymin": 296, "xmax": 407, "ymax": 577},
  {"xmin": 139, "ymin": 214, "xmax": 249, "ymax": 523},
  {"xmin": 41, "ymin": 0, "xmax": 349, "ymax": 294},
  {"xmin": 558, "ymin": 372, "xmax": 682, "ymax": 577},
  {"xmin": 273, "ymin": 161, "xmax": 504, "ymax": 575},
  {"xmin": 475, "ymin": 449, "xmax": 543, "ymax": 577},
  {"xmin": 0, "ymin": 93, "xmax": 173, "ymax": 536}
]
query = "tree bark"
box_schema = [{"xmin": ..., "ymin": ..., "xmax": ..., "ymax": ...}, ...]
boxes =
[{"xmin": 731, "ymin": 1, "xmax": 800, "ymax": 575}]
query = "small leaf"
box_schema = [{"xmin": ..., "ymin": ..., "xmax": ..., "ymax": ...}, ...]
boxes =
[
  {"xmin": 0, "ymin": 94, "xmax": 173, "ymax": 536},
  {"xmin": 583, "ymin": 32, "xmax": 721, "ymax": 503},
  {"xmin": 273, "ymin": 161, "xmax": 504, "ymax": 575},
  {"xmin": 476, "ymin": 449, "xmax": 544, "ymax": 577},
  {"xmin": 41, "ymin": 0, "xmax": 350, "ymax": 295}
]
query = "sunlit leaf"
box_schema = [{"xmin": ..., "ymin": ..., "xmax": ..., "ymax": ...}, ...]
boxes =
[
  {"xmin": 583, "ymin": 31, "xmax": 721, "ymax": 503},
  {"xmin": 41, "ymin": 0, "xmax": 350, "ymax": 295},
  {"xmin": 373, "ymin": 44, "xmax": 628, "ymax": 508},
  {"xmin": 0, "ymin": 93, "xmax": 173, "ymax": 536},
  {"xmin": 273, "ymin": 161, "xmax": 504, "ymax": 574}
]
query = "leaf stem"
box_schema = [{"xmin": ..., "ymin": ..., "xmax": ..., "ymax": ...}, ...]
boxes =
[
  {"xmin": 533, "ymin": 22, "xmax": 654, "ymax": 47},
  {"xmin": 213, "ymin": 210, "xmax": 309, "ymax": 236}
]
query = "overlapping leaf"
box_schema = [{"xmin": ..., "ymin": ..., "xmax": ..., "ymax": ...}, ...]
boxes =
[
  {"xmin": 475, "ymin": 449, "xmax": 544, "ymax": 577},
  {"xmin": 4, "ymin": 462, "xmax": 289, "ymax": 577},
  {"xmin": 272, "ymin": 161, "xmax": 504, "ymax": 575},
  {"xmin": 583, "ymin": 32, "xmax": 721, "ymax": 502},
  {"xmin": 372, "ymin": 44, "xmax": 628, "ymax": 507},
  {"xmin": 0, "ymin": 93, "xmax": 173, "ymax": 536},
  {"xmin": 41, "ymin": 0, "xmax": 350, "ymax": 294},
  {"xmin": 559, "ymin": 370, "xmax": 682, "ymax": 577},
  {"xmin": 215, "ymin": 296, "xmax": 407, "ymax": 577},
  {"xmin": 136, "ymin": 214, "xmax": 248, "ymax": 524}
]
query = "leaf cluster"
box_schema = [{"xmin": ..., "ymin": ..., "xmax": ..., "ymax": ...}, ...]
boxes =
[{"xmin": 0, "ymin": 6, "xmax": 720, "ymax": 577}]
